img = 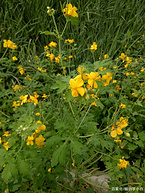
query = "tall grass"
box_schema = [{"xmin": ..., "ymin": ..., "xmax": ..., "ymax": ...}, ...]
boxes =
[{"xmin": 1, "ymin": 0, "xmax": 145, "ymax": 62}]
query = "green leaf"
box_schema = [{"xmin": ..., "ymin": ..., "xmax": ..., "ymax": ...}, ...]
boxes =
[
  {"xmin": 127, "ymin": 143, "xmax": 138, "ymax": 150},
  {"xmin": 51, "ymin": 144, "xmax": 68, "ymax": 167},
  {"xmin": 46, "ymin": 135, "xmax": 62, "ymax": 147},
  {"xmin": 0, "ymin": 149, "xmax": 6, "ymax": 168},
  {"xmin": 40, "ymin": 31, "xmax": 57, "ymax": 37},
  {"xmin": 135, "ymin": 140, "xmax": 144, "ymax": 148},
  {"xmin": 132, "ymin": 167, "xmax": 143, "ymax": 175},
  {"xmin": 17, "ymin": 156, "xmax": 32, "ymax": 178},
  {"xmin": 1, "ymin": 164, "xmax": 12, "ymax": 183},
  {"xmin": 96, "ymin": 99, "xmax": 104, "ymax": 109},
  {"xmin": 138, "ymin": 132, "xmax": 145, "ymax": 141},
  {"xmin": 70, "ymin": 139, "xmax": 84, "ymax": 155}
]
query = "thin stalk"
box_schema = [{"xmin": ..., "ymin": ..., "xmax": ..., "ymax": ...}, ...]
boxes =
[
  {"xmin": 69, "ymin": 101, "xmax": 77, "ymax": 121},
  {"xmin": 1, "ymin": 48, "xmax": 8, "ymax": 58},
  {"xmin": 75, "ymin": 103, "xmax": 92, "ymax": 134}
]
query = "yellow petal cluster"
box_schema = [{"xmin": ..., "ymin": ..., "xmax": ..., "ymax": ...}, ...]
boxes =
[
  {"xmin": 90, "ymin": 42, "xmax": 97, "ymax": 52},
  {"xmin": 117, "ymin": 158, "xmax": 129, "ymax": 169},
  {"xmin": 110, "ymin": 117, "xmax": 128, "ymax": 138},
  {"xmin": 102, "ymin": 72, "xmax": 112, "ymax": 86},
  {"xmin": 62, "ymin": 3, "xmax": 78, "ymax": 17},
  {"xmin": 69, "ymin": 75, "xmax": 85, "ymax": 97},
  {"xmin": 12, "ymin": 85, "xmax": 22, "ymax": 90},
  {"xmin": 3, "ymin": 40, "xmax": 18, "ymax": 49},
  {"xmin": 35, "ymin": 135, "xmax": 45, "ymax": 148}
]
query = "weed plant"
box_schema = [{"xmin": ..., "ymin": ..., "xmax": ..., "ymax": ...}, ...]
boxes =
[{"xmin": 0, "ymin": 2, "xmax": 145, "ymax": 193}]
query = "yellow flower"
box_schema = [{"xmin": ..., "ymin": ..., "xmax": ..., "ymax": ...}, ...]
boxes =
[
  {"xmin": 42, "ymin": 94, "xmax": 47, "ymax": 98},
  {"xmin": 27, "ymin": 135, "xmax": 34, "ymax": 146},
  {"xmin": 46, "ymin": 52, "xmax": 50, "ymax": 57},
  {"xmin": 69, "ymin": 75, "xmax": 85, "ymax": 97},
  {"xmin": 120, "ymin": 103, "xmax": 126, "ymax": 109},
  {"xmin": 37, "ymin": 120, "xmax": 42, "ymax": 124},
  {"xmin": 34, "ymin": 55, "xmax": 38, "ymax": 59},
  {"xmin": 65, "ymin": 39, "xmax": 74, "ymax": 43},
  {"xmin": 44, "ymin": 45, "xmax": 49, "ymax": 50},
  {"xmin": 117, "ymin": 158, "xmax": 129, "ymax": 169},
  {"xmin": 33, "ymin": 92, "xmax": 39, "ymax": 99},
  {"xmin": 35, "ymin": 112, "xmax": 40, "ymax": 116},
  {"xmin": 119, "ymin": 53, "xmax": 127, "ymax": 59},
  {"xmin": 19, "ymin": 95, "xmax": 28, "ymax": 105},
  {"xmin": 87, "ymin": 72, "xmax": 100, "ymax": 88},
  {"xmin": 72, "ymin": 160, "xmax": 75, "ymax": 167},
  {"xmin": 3, "ymin": 142, "xmax": 10, "ymax": 150},
  {"xmin": 35, "ymin": 124, "xmax": 46, "ymax": 133},
  {"xmin": 113, "ymin": 80, "xmax": 117, "ymax": 83},
  {"xmin": 35, "ymin": 135, "xmax": 45, "ymax": 148},
  {"xmin": 134, "ymin": 59, "xmax": 138, "ymax": 62},
  {"xmin": 140, "ymin": 68, "xmax": 144, "ymax": 72},
  {"xmin": 131, "ymin": 72, "xmax": 134, "ymax": 75},
  {"xmin": 0, "ymin": 137, "xmax": 2, "ymax": 144},
  {"xmin": 3, "ymin": 131, "xmax": 11, "ymax": 136},
  {"xmin": 92, "ymin": 102, "xmax": 97, "ymax": 106},
  {"xmin": 114, "ymin": 137, "xmax": 121, "ymax": 144},
  {"xmin": 55, "ymin": 57, "xmax": 60, "ymax": 63},
  {"xmin": 118, "ymin": 117, "xmax": 128, "ymax": 129},
  {"xmin": 12, "ymin": 85, "xmax": 22, "ymax": 90},
  {"xmin": 99, "ymin": 67, "xmax": 106, "ymax": 71},
  {"xmin": 68, "ymin": 55, "xmax": 73, "ymax": 59},
  {"xmin": 110, "ymin": 127, "xmax": 123, "ymax": 138},
  {"xmin": 124, "ymin": 64, "xmax": 128, "ymax": 68},
  {"xmin": 62, "ymin": 3, "xmax": 78, "ymax": 17},
  {"xmin": 126, "ymin": 57, "xmax": 132, "ymax": 64},
  {"xmin": 126, "ymin": 73, "xmax": 130, "ymax": 76},
  {"xmin": 12, "ymin": 101, "xmax": 20, "ymax": 108},
  {"xmin": 102, "ymin": 72, "xmax": 112, "ymax": 86},
  {"xmin": 30, "ymin": 96, "xmax": 38, "ymax": 105},
  {"xmin": 131, "ymin": 93, "xmax": 138, "ymax": 97},
  {"xmin": 3, "ymin": 39, "xmax": 17, "ymax": 49},
  {"xmin": 113, "ymin": 66, "xmax": 118, "ymax": 69},
  {"xmin": 104, "ymin": 54, "xmax": 109, "ymax": 59},
  {"xmin": 48, "ymin": 168, "xmax": 51, "ymax": 173},
  {"xmin": 49, "ymin": 41, "xmax": 57, "ymax": 48},
  {"xmin": 49, "ymin": 53, "xmax": 55, "ymax": 61},
  {"xmin": 77, "ymin": 66, "xmax": 85, "ymax": 74},
  {"xmin": 90, "ymin": 42, "xmax": 97, "ymax": 52},
  {"xmin": 12, "ymin": 56, "xmax": 18, "ymax": 61},
  {"xmin": 17, "ymin": 66, "xmax": 24, "ymax": 75},
  {"xmin": 57, "ymin": 73, "xmax": 62, "ymax": 77}
]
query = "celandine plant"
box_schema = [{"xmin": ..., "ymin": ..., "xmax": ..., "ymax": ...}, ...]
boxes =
[{"xmin": 0, "ymin": 2, "xmax": 145, "ymax": 192}]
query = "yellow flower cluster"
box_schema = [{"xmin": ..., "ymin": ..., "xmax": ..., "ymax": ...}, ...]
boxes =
[
  {"xmin": 12, "ymin": 85, "xmax": 22, "ymax": 90},
  {"xmin": 0, "ymin": 131, "xmax": 11, "ymax": 150},
  {"xmin": 49, "ymin": 41, "xmax": 57, "ymax": 48},
  {"xmin": 69, "ymin": 67, "xmax": 112, "ymax": 98},
  {"xmin": 110, "ymin": 117, "xmax": 128, "ymax": 138},
  {"xmin": 120, "ymin": 103, "xmax": 126, "ymax": 109},
  {"xmin": 12, "ymin": 56, "xmax": 18, "ymax": 61},
  {"xmin": 26, "ymin": 121, "xmax": 46, "ymax": 148},
  {"xmin": 117, "ymin": 158, "xmax": 129, "ymax": 169},
  {"xmin": 90, "ymin": 42, "xmax": 97, "ymax": 52},
  {"xmin": 62, "ymin": 3, "xmax": 78, "ymax": 18},
  {"xmin": 3, "ymin": 40, "xmax": 18, "ymax": 49},
  {"xmin": 38, "ymin": 67, "xmax": 47, "ymax": 73},
  {"xmin": 25, "ymin": 74, "xmax": 32, "ymax": 81},
  {"xmin": 12, "ymin": 92, "xmax": 40, "ymax": 108},
  {"xmin": 65, "ymin": 39, "xmax": 74, "ymax": 43},
  {"xmin": 17, "ymin": 66, "xmax": 24, "ymax": 75}
]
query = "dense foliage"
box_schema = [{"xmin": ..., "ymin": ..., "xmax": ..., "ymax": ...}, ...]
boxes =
[{"xmin": 0, "ymin": 1, "xmax": 145, "ymax": 192}]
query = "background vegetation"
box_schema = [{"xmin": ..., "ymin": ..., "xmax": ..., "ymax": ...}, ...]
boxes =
[{"xmin": 1, "ymin": 0, "xmax": 145, "ymax": 62}]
